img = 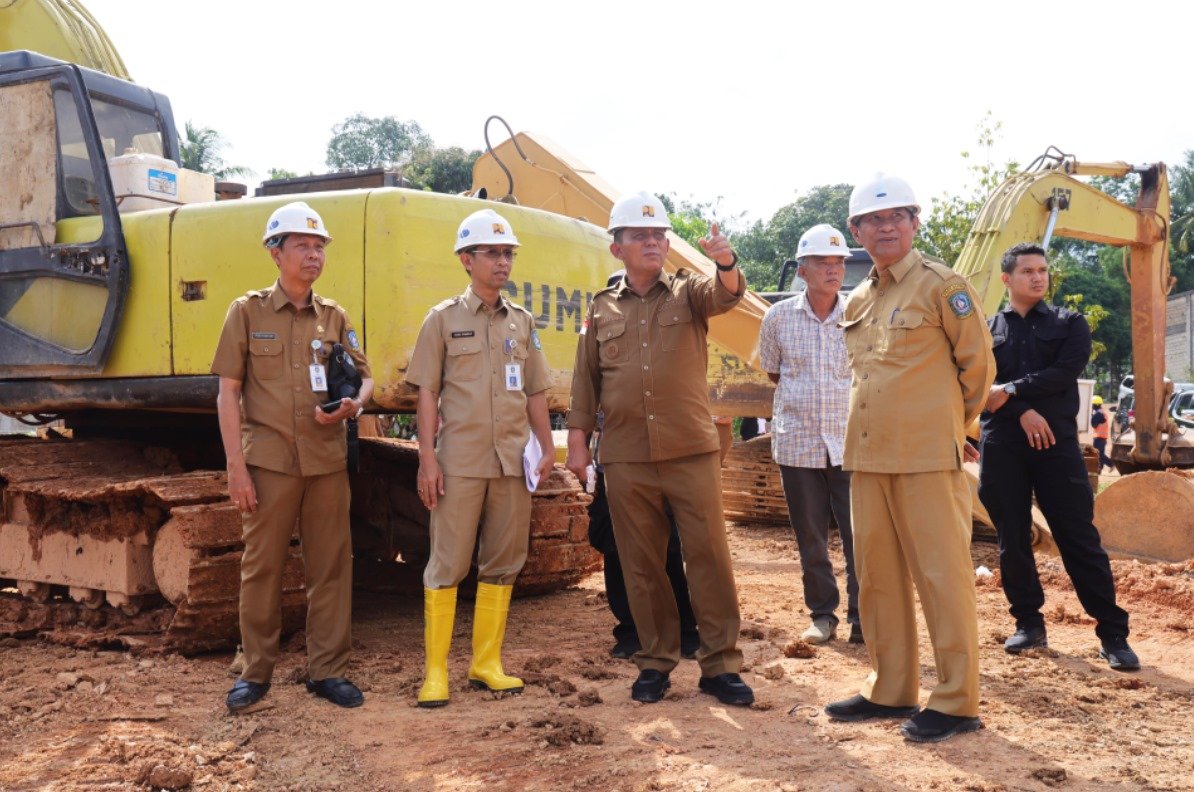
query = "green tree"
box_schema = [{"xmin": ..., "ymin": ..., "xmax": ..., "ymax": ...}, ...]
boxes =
[
  {"xmin": 406, "ymin": 146, "xmax": 481, "ymax": 194},
  {"xmin": 325, "ymin": 114, "xmax": 432, "ymax": 171},
  {"xmin": 733, "ymin": 184, "xmax": 853, "ymax": 290},
  {"xmin": 178, "ymin": 121, "xmax": 250, "ymax": 180},
  {"xmin": 266, "ymin": 167, "xmax": 298, "ymax": 181}
]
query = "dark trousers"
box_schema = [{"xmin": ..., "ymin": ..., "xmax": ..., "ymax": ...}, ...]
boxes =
[
  {"xmin": 1092, "ymin": 437, "xmax": 1111, "ymax": 471},
  {"xmin": 978, "ymin": 437, "xmax": 1129, "ymax": 641},
  {"xmin": 779, "ymin": 463, "xmax": 859, "ymax": 627},
  {"xmin": 587, "ymin": 472, "xmax": 698, "ymax": 648}
]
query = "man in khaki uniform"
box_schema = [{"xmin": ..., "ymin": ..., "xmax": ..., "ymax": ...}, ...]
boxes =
[
  {"xmin": 566, "ymin": 192, "xmax": 753, "ymax": 707},
  {"xmin": 824, "ymin": 176, "xmax": 995, "ymax": 742},
  {"xmin": 406, "ymin": 208, "xmax": 555, "ymax": 708},
  {"xmin": 214, "ymin": 201, "xmax": 374, "ymax": 712}
]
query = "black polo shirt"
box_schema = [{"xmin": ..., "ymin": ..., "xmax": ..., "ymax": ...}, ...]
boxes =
[{"xmin": 980, "ymin": 300, "xmax": 1092, "ymax": 444}]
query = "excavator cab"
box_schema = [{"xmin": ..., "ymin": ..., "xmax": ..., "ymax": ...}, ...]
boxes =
[{"xmin": 0, "ymin": 51, "xmax": 175, "ymax": 378}]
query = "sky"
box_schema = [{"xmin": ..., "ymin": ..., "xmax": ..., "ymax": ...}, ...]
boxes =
[{"xmin": 75, "ymin": 0, "xmax": 1194, "ymax": 226}]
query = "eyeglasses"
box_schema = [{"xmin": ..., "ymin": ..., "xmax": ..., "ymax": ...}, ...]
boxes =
[
  {"xmin": 472, "ymin": 248, "xmax": 518, "ymax": 261},
  {"xmin": 857, "ymin": 210, "xmax": 912, "ymax": 229}
]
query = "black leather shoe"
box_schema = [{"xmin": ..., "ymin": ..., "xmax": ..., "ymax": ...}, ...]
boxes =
[
  {"xmin": 609, "ymin": 640, "xmax": 641, "ymax": 660},
  {"xmin": 824, "ymin": 694, "xmax": 918, "ymax": 722},
  {"xmin": 848, "ymin": 623, "xmax": 865, "ymax": 644},
  {"xmin": 698, "ymin": 673, "xmax": 754, "ymax": 706},
  {"xmin": 306, "ymin": 677, "xmax": 364, "ymax": 708},
  {"xmin": 900, "ymin": 709, "xmax": 983, "ymax": 743},
  {"xmin": 1004, "ymin": 626, "xmax": 1048, "ymax": 654},
  {"xmin": 226, "ymin": 679, "xmax": 270, "ymax": 712},
  {"xmin": 1100, "ymin": 637, "xmax": 1140, "ymax": 671},
  {"xmin": 631, "ymin": 669, "xmax": 670, "ymax": 703},
  {"xmin": 681, "ymin": 634, "xmax": 700, "ymax": 660}
]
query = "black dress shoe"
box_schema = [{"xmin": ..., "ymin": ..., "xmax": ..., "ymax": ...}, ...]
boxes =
[
  {"xmin": 848, "ymin": 623, "xmax": 865, "ymax": 644},
  {"xmin": 899, "ymin": 709, "xmax": 983, "ymax": 743},
  {"xmin": 1004, "ymin": 626, "xmax": 1048, "ymax": 654},
  {"xmin": 631, "ymin": 669, "xmax": 670, "ymax": 703},
  {"xmin": 226, "ymin": 679, "xmax": 270, "ymax": 712},
  {"xmin": 609, "ymin": 640, "xmax": 641, "ymax": 660},
  {"xmin": 824, "ymin": 693, "xmax": 918, "ymax": 722},
  {"xmin": 306, "ymin": 677, "xmax": 364, "ymax": 708},
  {"xmin": 698, "ymin": 673, "xmax": 754, "ymax": 706},
  {"xmin": 1100, "ymin": 637, "xmax": 1140, "ymax": 671}
]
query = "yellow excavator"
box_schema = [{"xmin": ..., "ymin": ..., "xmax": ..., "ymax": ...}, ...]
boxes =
[
  {"xmin": 953, "ymin": 151, "xmax": 1194, "ymax": 562},
  {"xmin": 0, "ymin": 1, "xmax": 769, "ymax": 652}
]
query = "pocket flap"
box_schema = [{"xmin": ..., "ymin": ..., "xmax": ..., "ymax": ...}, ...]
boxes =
[
  {"xmin": 447, "ymin": 338, "xmax": 480, "ymax": 356},
  {"xmin": 249, "ymin": 338, "xmax": 282, "ymax": 356},
  {"xmin": 658, "ymin": 307, "xmax": 693, "ymax": 327},
  {"xmin": 599, "ymin": 321, "xmax": 627, "ymax": 341},
  {"xmin": 893, "ymin": 310, "xmax": 926, "ymax": 329}
]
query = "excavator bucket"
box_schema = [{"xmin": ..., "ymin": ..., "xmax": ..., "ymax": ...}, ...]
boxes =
[{"xmin": 1094, "ymin": 470, "xmax": 1194, "ymax": 562}]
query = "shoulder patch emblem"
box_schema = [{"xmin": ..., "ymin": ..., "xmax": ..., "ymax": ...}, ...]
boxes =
[
  {"xmin": 531, "ymin": 329, "xmax": 542, "ymax": 350},
  {"xmin": 943, "ymin": 283, "xmax": 974, "ymax": 319},
  {"xmin": 347, "ymin": 329, "xmax": 360, "ymax": 350}
]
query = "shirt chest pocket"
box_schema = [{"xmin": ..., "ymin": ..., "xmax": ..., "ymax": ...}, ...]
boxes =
[
  {"xmin": 840, "ymin": 317, "xmax": 864, "ymax": 365},
  {"xmin": 447, "ymin": 337, "xmax": 484, "ymax": 381},
  {"xmin": 659, "ymin": 304, "xmax": 695, "ymax": 353},
  {"xmin": 249, "ymin": 338, "xmax": 283, "ymax": 380},
  {"xmin": 598, "ymin": 321, "xmax": 629, "ymax": 364},
  {"xmin": 1032, "ymin": 323, "xmax": 1068, "ymax": 362},
  {"xmin": 888, "ymin": 310, "xmax": 936, "ymax": 359}
]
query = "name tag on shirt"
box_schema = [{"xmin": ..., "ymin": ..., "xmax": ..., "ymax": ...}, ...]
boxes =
[
  {"xmin": 505, "ymin": 362, "xmax": 522, "ymax": 391},
  {"xmin": 310, "ymin": 364, "xmax": 328, "ymax": 392}
]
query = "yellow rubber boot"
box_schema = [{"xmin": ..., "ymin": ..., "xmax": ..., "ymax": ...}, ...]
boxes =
[
  {"xmin": 467, "ymin": 582, "xmax": 524, "ymax": 693},
  {"xmin": 417, "ymin": 586, "xmax": 456, "ymax": 708}
]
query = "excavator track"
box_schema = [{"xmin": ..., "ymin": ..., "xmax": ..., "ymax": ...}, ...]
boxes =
[
  {"xmin": 0, "ymin": 436, "xmax": 303, "ymax": 653},
  {"xmin": 349, "ymin": 437, "xmax": 601, "ymax": 596}
]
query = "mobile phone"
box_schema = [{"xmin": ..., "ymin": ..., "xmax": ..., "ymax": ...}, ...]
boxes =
[{"xmin": 320, "ymin": 399, "xmax": 342, "ymax": 414}]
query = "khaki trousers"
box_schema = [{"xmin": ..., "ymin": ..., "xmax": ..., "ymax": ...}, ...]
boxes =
[
  {"xmin": 604, "ymin": 451, "xmax": 742, "ymax": 676},
  {"xmin": 240, "ymin": 466, "xmax": 353, "ymax": 683},
  {"xmin": 851, "ymin": 469, "xmax": 980, "ymax": 717},
  {"xmin": 423, "ymin": 475, "xmax": 531, "ymax": 589}
]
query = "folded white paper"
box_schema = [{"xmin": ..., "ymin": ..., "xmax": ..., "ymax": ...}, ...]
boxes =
[{"xmin": 523, "ymin": 434, "xmax": 543, "ymax": 492}]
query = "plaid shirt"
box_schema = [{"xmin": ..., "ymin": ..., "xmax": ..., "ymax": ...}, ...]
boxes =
[{"xmin": 758, "ymin": 292, "xmax": 850, "ymax": 468}]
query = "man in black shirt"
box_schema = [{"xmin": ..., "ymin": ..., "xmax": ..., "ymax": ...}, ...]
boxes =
[{"xmin": 978, "ymin": 243, "xmax": 1138, "ymax": 671}]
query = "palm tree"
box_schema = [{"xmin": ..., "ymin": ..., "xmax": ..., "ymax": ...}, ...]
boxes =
[{"xmin": 178, "ymin": 121, "xmax": 251, "ymax": 180}]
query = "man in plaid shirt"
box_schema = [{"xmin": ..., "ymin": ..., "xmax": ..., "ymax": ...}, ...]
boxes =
[{"xmin": 758, "ymin": 224, "xmax": 861, "ymax": 645}]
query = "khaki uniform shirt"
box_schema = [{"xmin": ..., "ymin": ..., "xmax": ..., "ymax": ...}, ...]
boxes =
[
  {"xmin": 406, "ymin": 285, "xmax": 552, "ymax": 478},
  {"xmin": 567, "ymin": 268, "xmax": 745, "ymax": 463},
  {"xmin": 841, "ymin": 249, "xmax": 994, "ymax": 473},
  {"xmin": 211, "ymin": 282, "xmax": 372, "ymax": 478}
]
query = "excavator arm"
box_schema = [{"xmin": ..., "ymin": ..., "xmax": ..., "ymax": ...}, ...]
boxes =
[
  {"xmin": 470, "ymin": 128, "xmax": 773, "ymax": 372},
  {"xmin": 954, "ymin": 158, "xmax": 1183, "ymax": 469},
  {"xmin": 0, "ymin": 0, "xmax": 130, "ymax": 80}
]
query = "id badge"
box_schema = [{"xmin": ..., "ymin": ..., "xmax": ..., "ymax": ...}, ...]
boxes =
[
  {"xmin": 309, "ymin": 364, "xmax": 328, "ymax": 392},
  {"xmin": 505, "ymin": 362, "xmax": 522, "ymax": 391}
]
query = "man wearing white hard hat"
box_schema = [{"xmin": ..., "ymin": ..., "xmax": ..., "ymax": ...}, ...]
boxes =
[
  {"xmin": 406, "ymin": 208, "xmax": 555, "ymax": 708},
  {"xmin": 823, "ymin": 176, "xmax": 995, "ymax": 743},
  {"xmin": 213, "ymin": 201, "xmax": 374, "ymax": 712},
  {"xmin": 566, "ymin": 192, "xmax": 753, "ymax": 707},
  {"xmin": 758, "ymin": 224, "xmax": 861, "ymax": 647}
]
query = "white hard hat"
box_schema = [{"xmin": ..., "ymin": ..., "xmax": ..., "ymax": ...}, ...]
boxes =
[
  {"xmin": 608, "ymin": 191, "xmax": 671, "ymax": 233},
  {"xmin": 848, "ymin": 174, "xmax": 920, "ymax": 222},
  {"xmin": 262, "ymin": 201, "xmax": 332, "ymax": 245},
  {"xmin": 796, "ymin": 224, "xmax": 851, "ymax": 260},
  {"xmin": 454, "ymin": 208, "xmax": 520, "ymax": 253}
]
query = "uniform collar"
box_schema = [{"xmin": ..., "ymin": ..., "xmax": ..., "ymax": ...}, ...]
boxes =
[
  {"xmin": 267, "ymin": 280, "xmax": 321, "ymax": 316},
  {"xmin": 999, "ymin": 299, "xmax": 1051, "ymax": 318},
  {"xmin": 461, "ymin": 284, "xmax": 509, "ymax": 314},
  {"xmin": 613, "ymin": 269, "xmax": 669, "ymax": 299},
  {"xmin": 880, "ymin": 249, "xmax": 920, "ymax": 283}
]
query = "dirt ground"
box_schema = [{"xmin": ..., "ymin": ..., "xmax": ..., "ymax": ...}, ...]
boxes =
[{"xmin": 1, "ymin": 511, "xmax": 1192, "ymax": 792}]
